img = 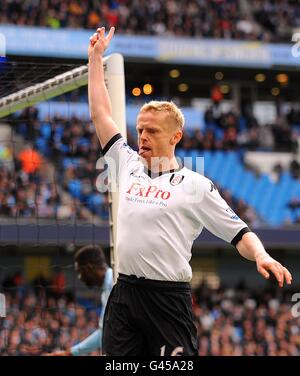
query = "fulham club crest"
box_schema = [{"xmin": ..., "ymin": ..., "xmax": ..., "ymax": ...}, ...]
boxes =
[{"xmin": 170, "ymin": 173, "xmax": 184, "ymax": 186}]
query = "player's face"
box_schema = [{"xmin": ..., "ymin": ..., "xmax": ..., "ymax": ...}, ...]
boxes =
[
  {"xmin": 136, "ymin": 111, "xmax": 182, "ymax": 167},
  {"xmin": 75, "ymin": 263, "xmax": 106, "ymax": 288}
]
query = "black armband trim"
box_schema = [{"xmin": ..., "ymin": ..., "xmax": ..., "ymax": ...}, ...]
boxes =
[
  {"xmin": 231, "ymin": 227, "xmax": 251, "ymax": 246},
  {"xmin": 102, "ymin": 133, "xmax": 122, "ymax": 155}
]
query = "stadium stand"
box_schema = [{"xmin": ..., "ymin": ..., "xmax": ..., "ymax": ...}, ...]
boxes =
[
  {"xmin": 0, "ymin": 277, "xmax": 299, "ymax": 356},
  {"xmin": 193, "ymin": 281, "xmax": 300, "ymax": 356},
  {"xmin": 4, "ymin": 104, "xmax": 261, "ymax": 226},
  {"xmin": 0, "ymin": 289, "xmax": 100, "ymax": 356},
  {"xmin": 3, "ymin": 97, "xmax": 300, "ymax": 226},
  {"xmin": 0, "ymin": 0, "xmax": 299, "ymax": 42}
]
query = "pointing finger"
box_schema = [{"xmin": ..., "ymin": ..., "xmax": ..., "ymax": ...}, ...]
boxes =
[
  {"xmin": 99, "ymin": 27, "xmax": 105, "ymax": 39},
  {"xmin": 106, "ymin": 27, "xmax": 115, "ymax": 43}
]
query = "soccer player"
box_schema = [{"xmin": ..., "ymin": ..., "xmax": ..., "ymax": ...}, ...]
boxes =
[
  {"xmin": 88, "ymin": 27, "xmax": 292, "ymax": 356},
  {"xmin": 48, "ymin": 245, "xmax": 113, "ymax": 356}
]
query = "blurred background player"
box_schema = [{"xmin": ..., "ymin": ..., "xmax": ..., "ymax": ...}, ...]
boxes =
[{"xmin": 47, "ymin": 245, "xmax": 113, "ymax": 356}]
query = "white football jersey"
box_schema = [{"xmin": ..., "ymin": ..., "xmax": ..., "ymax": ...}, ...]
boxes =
[{"xmin": 103, "ymin": 134, "xmax": 250, "ymax": 282}]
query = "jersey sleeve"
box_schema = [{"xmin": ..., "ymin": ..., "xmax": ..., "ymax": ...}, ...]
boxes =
[
  {"xmin": 198, "ymin": 177, "xmax": 251, "ymax": 245},
  {"xmin": 102, "ymin": 133, "xmax": 139, "ymax": 186},
  {"xmin": 99, "ymin": 268, "xmax": 114, "ymax": 330},
  {"xmin": 71, "ymin": 329, "xmax": 101, "ymax": 356}
]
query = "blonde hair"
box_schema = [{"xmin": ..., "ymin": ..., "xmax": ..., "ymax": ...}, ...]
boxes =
[{"xmin": 139, "ymin": 101, "xmax": 185, "ymax": 130}]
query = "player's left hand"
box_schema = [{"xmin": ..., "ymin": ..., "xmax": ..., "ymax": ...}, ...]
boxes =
[
  {"xmin": 255, "ymin": 253, "xmax": 292, "ymax": 287},
  {"xmin": 88, "ymin": 26, "xmax": 115, "ymax": 59}
]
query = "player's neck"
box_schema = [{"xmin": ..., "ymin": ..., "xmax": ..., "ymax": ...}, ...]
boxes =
[{"xmin": 144, "ymin": 156, "xmax": 179, "ymax": 173}]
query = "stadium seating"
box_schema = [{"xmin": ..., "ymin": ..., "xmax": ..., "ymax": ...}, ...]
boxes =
[
  {"xmin": 1, "ymin": 280, "xmax": 298, "ymax": 356},
  {"xmin": 176, "ymin": 148, "xmax": 300, "ymax": 226},
  {"xmin": 1, "ymin": 0, "xmax": 298, "ymax": 42},
  {"xmin": 6, "ymin": 103, "xmax": 300, "ymax": 226}
]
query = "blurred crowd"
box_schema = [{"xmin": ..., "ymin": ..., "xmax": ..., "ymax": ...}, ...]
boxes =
[
  {"xmin": 0, "ymin": 292, "xmax": 99, "ymax": 356},
  {"xmin": 5, "ymin": 99, "xmax": 300, "ymax": 225},
  {"xmin": 0, "ymin": 0, "xmax": 299, "ymax": 42},
  {"xmin": 1, "ymin": 275, "xmax": 299, "ymax": 356},
  {"xmin": 13, "ymin": 107, "xmax": 109, "ymax": 220},
  {"xmin": 0, "ymin": 145, "xmax": 88, "ymax": 221},
  {"xmin": 178, "ymin": 104, "xmax": 299, "ymax": 153},
  {"xmin": 6, "ymin": 106, "xmax": 261, "ymax": 226},
  {"xmin": 252, "ymin": 0, "xmax": 300, "ymax": 43},
  {"xmin": 0, "ymin": 146, "xmax": 61, "ymax": 219},
  {"xmin": 193, "ymin": 282, "xmax": 300, "ymax": 356}
]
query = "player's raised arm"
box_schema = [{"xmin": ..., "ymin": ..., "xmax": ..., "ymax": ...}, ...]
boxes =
[{"xmin": 88, "ymin": 26, "xmax": 120, "ymax": 148}]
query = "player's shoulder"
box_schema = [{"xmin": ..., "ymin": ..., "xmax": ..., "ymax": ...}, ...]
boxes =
[
  {"xmin": 118, "ymin": 139, "xmax": 136, "ymax": 156},
  {"xmin": 103, "ymin": 133, "xmax": 138, "ymax": 159},
  {"xmin": 182, "ymin": 166, "xmax": 214, "ymax": 190}
]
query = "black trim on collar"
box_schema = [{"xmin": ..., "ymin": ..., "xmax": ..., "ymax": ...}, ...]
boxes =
[
  {"xmin": 102, "ymin": 133, "xmax": 122, "ymax": 155},
  {"xmin": 231, "ymin": 227, "xmax": 251, "ymax": 246}
]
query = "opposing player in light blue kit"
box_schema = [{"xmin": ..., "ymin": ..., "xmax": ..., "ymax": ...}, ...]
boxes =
[{"xmin": 49, "ymin": 245, "xmax": 113, "ymax": 356}]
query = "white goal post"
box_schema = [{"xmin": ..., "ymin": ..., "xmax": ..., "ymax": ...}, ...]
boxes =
[{"xmin": 0, "ymin": 53, "xmax": 127, "ymax": 282}]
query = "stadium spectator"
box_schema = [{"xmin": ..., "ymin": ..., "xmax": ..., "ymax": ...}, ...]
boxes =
[
  {"xmin": 273, "ymin": 162, "xmax": 283, "ymax": 183},
  {"xmin": 272, "ymin": 118, "xmax": 298, "ymax": 153},
  {"xmin": 287, "ymin": 197, "xmax": 300, "ymax": 223},
  {"xmin": 290, "ymin": 159, "xmax": 300, "ymax": 180},
  {"xmin": 32, "ymin": 273, "xmax": 50, "ymax": 299},
  {"xmin": 51, "ymin": 269, "xmax": 66, "ymax": 299},
  {"xmin": 18, "ymin": 147, "xmax": 42, "ymax": 174},
  {"xmin": 2, "ymin": 271, "xmax": 24, "ymax": 293}
]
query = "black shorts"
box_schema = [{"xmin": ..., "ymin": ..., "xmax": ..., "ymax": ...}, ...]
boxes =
[{"xmin": 102, "ymin": 274, "xmax": 199, "ymax": 356}]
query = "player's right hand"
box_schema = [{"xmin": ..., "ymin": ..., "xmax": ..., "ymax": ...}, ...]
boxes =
[
  {"xmin": 255, "ymin": 253, "xmax": 292, "ymax": 288},
  {"xmin": 44, "ymin": 350, "xmax": 72, "ymax": 356},
  {"xmin": 88, "ymin": 26, "xmax": 115, "ymax": 59}
]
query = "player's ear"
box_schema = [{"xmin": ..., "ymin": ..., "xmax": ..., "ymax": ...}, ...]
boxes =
[{"xmin": 170, "ymin": 130, "xmax": 183, "ymax": 145}]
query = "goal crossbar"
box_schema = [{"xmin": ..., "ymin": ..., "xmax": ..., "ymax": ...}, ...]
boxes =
[{"xmin": 0, "ymin": 65, "xmax": 88, "ymax": 118}]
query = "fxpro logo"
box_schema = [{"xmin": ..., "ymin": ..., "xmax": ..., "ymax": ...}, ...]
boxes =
[{"xmin": 126, "ymin": 182, "xmax": 171, "ymax": 200}]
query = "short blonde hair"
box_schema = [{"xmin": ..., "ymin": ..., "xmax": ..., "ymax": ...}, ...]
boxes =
[{"xmin": 139, "ymin": 101, "xmax": 185, "ymax": 130}]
